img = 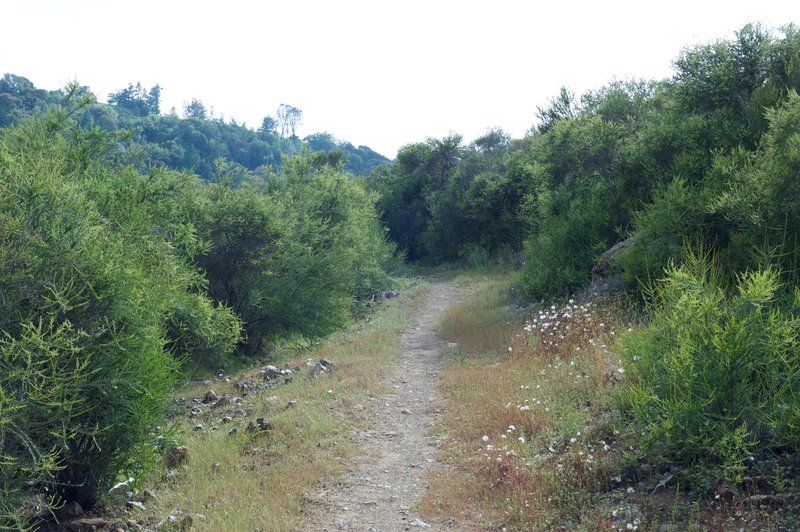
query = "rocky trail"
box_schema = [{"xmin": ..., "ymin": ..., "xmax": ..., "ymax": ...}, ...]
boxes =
[{"xmin": 305, "ymin": 281, "xmax": 466, "ymax": 532}]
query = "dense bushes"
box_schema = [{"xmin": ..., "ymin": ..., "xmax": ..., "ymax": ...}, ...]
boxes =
[
  {"xmin": 372, "ymin": 23, "xmax": 800, "ymax": 493},
  {"xmin": 196, "ymin": 159, "xmax": 393, "ymax": 354},
  {"xmin": 373, "ymin": 130, "xmax": 531, "ymax": 263},
  {"xmin": 0, "ymin": 102, "xmax": 394, "ymax": 523},
  {"xmin": 0, "ymin": 114, "xmax": 178, "ymax": 516},
  {"xmin": 620, "ymin": 253, "xmax": 799, "ymax": 485},
  {"xmin": 520, "ymin": 113, "xmax": 629, "ymax": 298},
  {"xmin": 619, "ymin": 90, "xmax": 800, "ymax": 288}
]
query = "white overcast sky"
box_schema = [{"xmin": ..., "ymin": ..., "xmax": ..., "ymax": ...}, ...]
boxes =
[{"xmin": 2, "ymin": 0, "xmax": 798, "ymax": 157}]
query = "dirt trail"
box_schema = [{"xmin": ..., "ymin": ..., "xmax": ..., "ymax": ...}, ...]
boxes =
[{"xmin": 305, "ymin": 281, "xmax": 465, "ymax": 532}]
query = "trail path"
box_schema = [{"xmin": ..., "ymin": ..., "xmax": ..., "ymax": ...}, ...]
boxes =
[{"xmin": 305, "ymin": 281, "xmax": 466, "ymax": 532}]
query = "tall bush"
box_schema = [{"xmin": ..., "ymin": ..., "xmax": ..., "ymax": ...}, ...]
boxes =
[
  {"xmin": 197, "ymin": 157, "xmax": 393, "ymax": 355},
  {"xmin": 0, "ymin": 115, "xmax": 177, "ymax": 516}
]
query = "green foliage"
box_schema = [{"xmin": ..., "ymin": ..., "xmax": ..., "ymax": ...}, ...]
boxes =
[
  {"xmin": 0, "ymin": 83, "xmax": 396, "ymax": 522},
  {"xmin": 0, "ymin": 114, "xmax": 178, "ymax": 515},
  {"xmin": 374, "ymin": 130, "xmax": 530, "ymax": 263},
  {"xmin": 183, "ymin": 98, "xmax": 207, "ymax": 120},
  {"xmin": 197, "ymin": 157, "xmax": 394, "ymax": 355},
  {"xmin": 522, "ymin": 179, "xmax": 617, "ymax": 298},
  {"xmin": 0, "ymin": 73, "xmax": 62, "ymax": 127},
  {"xmin": 516, "ymin": 25, "xmax": 800, "ymax": 299},
  {"xmin": 521, "ymin": 113, "xmax": 627, "ymax": 298},
  {"xmin": 304, "ymin": 132, "xmax": 388, "ymax": 175},
  {"xmin": 108, "ymin": 82, "xmax": 160, "ymax": 117},
  {"xmin": 622, "ymin": 90, "xmax": 800, "ymax": 286},
  {"xmin": 620, "ymin": 252, "xmax": 799, "ymax": 484},
  {"xmin": 1, "ymin": 76, "xmax": 389, "ymax": 180}
]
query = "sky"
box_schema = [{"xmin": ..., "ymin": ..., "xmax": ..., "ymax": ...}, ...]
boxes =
[{"xmin": 2, "ymin": 0, "xmax": 798, "ymax": 157}]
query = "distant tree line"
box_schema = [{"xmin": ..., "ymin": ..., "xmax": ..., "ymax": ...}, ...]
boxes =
[{"xmin": 0, "ymin": 74, "xmax": 389, "ymax": 179}]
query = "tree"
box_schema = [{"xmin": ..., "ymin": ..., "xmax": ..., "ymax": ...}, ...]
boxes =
[
  {"xmin": 183, "ymin": 98, "xmax": 207, "ymax": 119},
  {"xmin": 259, "ymin": 115, "xmax": 277, "ymax": 135},
  {"xmin": 276, "ymin": 103, "xmax": 302, "ymax": 138},
  {"xmin": 108, "ymin": 82, "xmax": 160, "ymax": 116},
  {"xmin": 536, "ymin": 87, "xmax": 577, "ymax": 132}
]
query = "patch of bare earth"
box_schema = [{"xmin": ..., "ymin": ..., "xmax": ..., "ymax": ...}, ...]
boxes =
[{"xmin": 304, "ymin": 281, "xmax": 473, "ymax": 532}]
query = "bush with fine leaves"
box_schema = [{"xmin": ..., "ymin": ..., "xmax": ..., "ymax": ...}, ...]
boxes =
[
  {"xmin": 0, "ymin": 110, "xmax": 238, "ymax": 523},
  {"xmin": 620, "ymin": 252, "xmax": 800, "ymax": 485}
]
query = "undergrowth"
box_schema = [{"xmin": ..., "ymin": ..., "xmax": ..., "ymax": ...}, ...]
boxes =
[{"xmin": 421, "ymin": 271, "xmax": 799, "ymax": 531}]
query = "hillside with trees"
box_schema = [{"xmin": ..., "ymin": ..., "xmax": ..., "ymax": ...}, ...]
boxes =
[{"xmin": 0, "ymin": 75, "xmax": 389, "ymax": 179}]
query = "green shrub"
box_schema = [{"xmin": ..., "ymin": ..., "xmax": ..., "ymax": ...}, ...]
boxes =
[
  {"xmin": 620, "ymin": 251, "xmax": 800, "ymax": 485},
  {"xmin": 521, "ymin": 179, "xmax": 617, "ymax": 299},
  {"xmin": 617, "ymin": 178, "xmax": 701, "ymax": 287},
  {"xmin": 166, "ymin": 291, "xmax": 241, "ymax": 371},
  {"xmin": 0, "ymin": 110, "xmax": 262, "ymax": 522},
  {"xmin": 197, "ymin": 158, "xmax": 393, "ymax": 355}
]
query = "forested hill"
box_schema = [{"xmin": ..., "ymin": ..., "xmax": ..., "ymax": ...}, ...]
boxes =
[{"xmin": 0, "ymin": 74, "xmax": 389, "ymax": 178}]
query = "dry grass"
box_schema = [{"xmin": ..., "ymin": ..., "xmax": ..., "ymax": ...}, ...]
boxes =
[
  {"xmin": 422, "ymin": 274, "xmax": 633, "ymax": 529},
  {"xmin": 112, "ymin": 280, "xmax": 427, "ymax": 531}
]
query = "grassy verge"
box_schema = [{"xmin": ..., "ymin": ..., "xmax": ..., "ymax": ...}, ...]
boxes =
[
  {"xmin": 420, "ymin": 273, "xmax": 626, "ymax": 528},
  {"xmin": 420, "ymin": 271, "xmax": 798, "ymax": 530},
  {"xmin": 104, "ymin": 279, "xmax": 426, "ymax": 531}
]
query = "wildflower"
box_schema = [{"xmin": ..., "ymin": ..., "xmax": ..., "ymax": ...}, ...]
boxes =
[
  {"xmin": 617, "ymin": 367, "xmax": 625, "ymax": 374},
  {"xmin": 508, "ymin": 424, "xmax": 515, "ymax": 431},
  {"xmin": 482, "ymin": 435, "xmax": 489, "ymax": 442},
  {"xmin": 626, "ymin": 487, "xmax": 635, "ymax": 494},
  {"xmin": 518, "ymin": 437, "xmax": 525, "ymax": 443}
]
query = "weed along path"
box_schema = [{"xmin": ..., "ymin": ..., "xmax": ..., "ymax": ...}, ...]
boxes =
[{"xmin": 306, "ymin": 281, "xmax": 464, "ymax": 531}]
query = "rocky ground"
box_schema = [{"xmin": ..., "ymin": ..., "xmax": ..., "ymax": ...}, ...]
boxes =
[{"xmin": 304, "ymin": 281, "xmax": 471, "ymax": 532}]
